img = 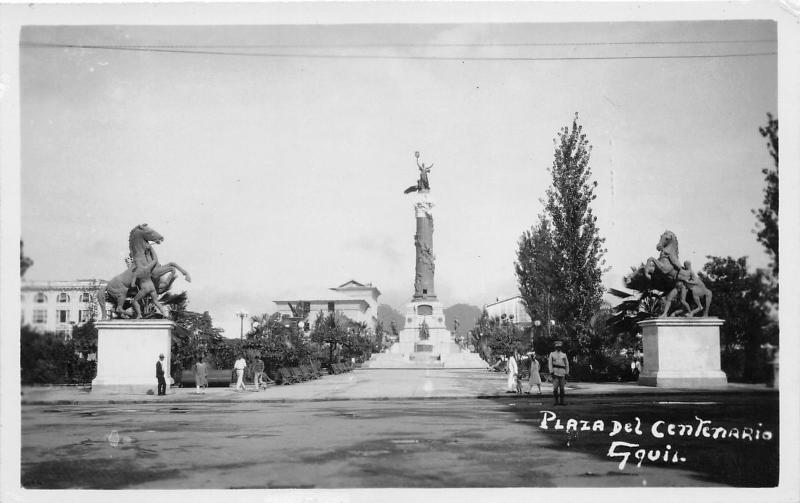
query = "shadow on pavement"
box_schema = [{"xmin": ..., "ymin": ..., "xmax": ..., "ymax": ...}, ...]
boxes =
[{"xmin": 22, "ymin": 458, "xmax": 182, "ymax": 489}]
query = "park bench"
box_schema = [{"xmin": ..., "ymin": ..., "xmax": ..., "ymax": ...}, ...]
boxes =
[
  {"xmin": 289, "ymin": 367, "xmax": 311, "ymax": 381},
  {"xmin": 309, "ymin": 362, "xmax": 325, "ymax": 378},
  {"xmin": 300, "ymin": 364, "xmax": 319, "ymax": 379},
  {"xmin": 277, "ymin": 367, "xmax": 299, "ymax": 385},
  {"xmin": 180, "ymin": 368, "xmax": 233, "ymax": 388}
]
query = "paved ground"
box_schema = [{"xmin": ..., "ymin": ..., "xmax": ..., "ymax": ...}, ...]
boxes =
[
  {"xmin": 21, "ymin": 368, "xmax": 774, "ymax": 404},
  {"xmin": 19, "ymin": 370, "xmax": 779, "ymax": 490}
]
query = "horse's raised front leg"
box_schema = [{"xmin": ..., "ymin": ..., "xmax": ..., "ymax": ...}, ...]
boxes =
[{"xmin": 161, "ymin": 262, "xmax": 191, "ymax": 282}]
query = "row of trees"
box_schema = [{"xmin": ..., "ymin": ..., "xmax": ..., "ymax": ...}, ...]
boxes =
[
  {"xmin": 479, "ymin": 112, "xmax": 778, "ymax": 383},
  {"xmin": 169, "ymin": 295, "xmax": 381, "ymax": 379},
  {"xmin": 21, "ymin": 298, "xmax": 381, "ymax": 384}
]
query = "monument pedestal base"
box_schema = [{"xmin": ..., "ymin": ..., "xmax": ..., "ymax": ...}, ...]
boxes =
[
  {"xmin": 637, "ymin": 317, "xmax": 727, "ymax": 388},
  {"xmin": 368, "ymin": 300, "xmax": 487, "ymax": 369},
  {"xmin": 92, "ymin": 319, "xmax": 174, "ymax": 394}
]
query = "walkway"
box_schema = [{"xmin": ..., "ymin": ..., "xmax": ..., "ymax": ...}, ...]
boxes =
[{"xmin": 21, "ymin": 369, "xmax": 774, "ymax": 405}]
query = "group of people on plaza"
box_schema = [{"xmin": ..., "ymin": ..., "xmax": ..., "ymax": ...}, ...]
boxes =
[
  {"xmin": 153, "ymin": 353, "xmax": 272, "ymax": 395},
  {"xmin": 504, "ymin": 341, "xmax": 569, "ymax": 405},
  {"xmin": 229, "ymin": 354, "xmax": 272, "ymax": 392}
]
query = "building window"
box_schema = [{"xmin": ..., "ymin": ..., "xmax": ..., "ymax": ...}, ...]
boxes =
[
  {"xmin": 35, "ymin": 293, "xmax": 47, "ymax": 303},
  {"xmin": 328, "ymin": 302, "xmax": 335, "ymax": 312},
  {"xmin": 56, "ymin": 328, "xmax": 71, "ymax": 340},
  {"xmin": 57, "ymin": 309, "xmax": 70, "ymax": 323},
  {"xmin": 78, "ymin": 310, "xmax": 91, "ymax": 323},
  {"xmin": 57, "ymin": 292, "xmax": 70, "ymax": 303},
  {"xmin": 80, "ymin": 292, "xmax": 91, "ymax": 303},
  {"xmin": 33, "ymin": 309, "xmax": 47, "ymax": 324}
]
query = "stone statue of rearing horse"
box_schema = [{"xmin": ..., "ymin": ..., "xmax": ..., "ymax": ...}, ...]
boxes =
[
  {"xmin": 99, "ymin": 224, "xmax": 191, "ymax": 320},
  {"xmin": 644, "ymin": 230, "xmax": 712, "ymax": 317}
]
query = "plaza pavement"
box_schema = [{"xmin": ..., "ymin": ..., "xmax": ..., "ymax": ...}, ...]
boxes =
[{"xmin": 20, "ymin": 368, "xmax": 774, "ymax": 405}]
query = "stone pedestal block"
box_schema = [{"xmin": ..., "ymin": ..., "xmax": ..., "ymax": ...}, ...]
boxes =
[
  {"xmin": 637, "ymin": 317, "xmax": 727, "ymax": 388},
  {"xmin": 92, "ymin": 319, "xmax": 174, "ymax": 394},
  {"xmin": 398, "ymin": 300, "xmax": 451, "ymax": 355}
]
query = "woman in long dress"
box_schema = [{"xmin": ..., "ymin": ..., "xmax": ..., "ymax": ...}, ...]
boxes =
[
  {"xmin": 528, "ymin": 352, "xmax": 542, "ymax": 395},
  {"xmin": 507, "ymin": 352, "xmax": 519, "ymax": 393},
  {"xmin": 194, "ymin": 356, "xmax": 208, "ymax": 394}
]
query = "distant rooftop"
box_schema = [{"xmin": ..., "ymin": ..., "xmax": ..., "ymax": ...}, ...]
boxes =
[{"xmin": 21, "ymin": 278, "xmax": 106, "ymax": 290}]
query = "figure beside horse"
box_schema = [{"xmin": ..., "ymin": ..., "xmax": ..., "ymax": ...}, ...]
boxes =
[
  {"xmin": 98, "ymin": 224, "xmax": 191, "ymax": 320},
  {"xmin": 643, "ymin": 230, "xmax": 712, "ymax": 318}
]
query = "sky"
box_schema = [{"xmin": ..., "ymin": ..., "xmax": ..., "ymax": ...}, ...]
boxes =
[{"xmin": 18, "ymin": 21, "xmax": 777, "ymax": 339}]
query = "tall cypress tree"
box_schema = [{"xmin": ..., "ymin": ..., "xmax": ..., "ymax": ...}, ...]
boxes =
[
  {"xmin": 515, "ymin": 215, "xmax": 556, "ymax": 330},
  {"xmin": 754, "ymin": 113, "xmax": 778, "ymax": 279},
  {"xmin": 517, "ymin": 113, "xmax": 606, "ymax": 352}
]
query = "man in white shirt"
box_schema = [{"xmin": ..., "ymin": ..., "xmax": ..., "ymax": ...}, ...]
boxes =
[
  {"xmin": 548, "ymin": 341, "xmax": 569, "ymax": 406},
  {"xmin": 233, "ymin": 355, "xmax": 247, "ymax": 392}
]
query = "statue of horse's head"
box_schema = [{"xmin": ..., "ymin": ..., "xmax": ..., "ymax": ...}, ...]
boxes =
[
  {"xmin": 129, "ymin": 223, "xmax": 164, "ymax": 255},
  {"xmin": 656, "ymin": 230, "xmax": 678, "ymax": 255}
]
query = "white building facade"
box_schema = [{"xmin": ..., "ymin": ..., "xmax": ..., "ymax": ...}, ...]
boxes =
[
  {"xmin": 274, "ymin": 280, "xmax": 381, "ymax": 331},
  {"xmin": 484, "ymin": 295, "xmax": 532, "ymax": 327},
  {"xmin": 21, "ymin": 279, "xmax": 106, "ymax": 338}
]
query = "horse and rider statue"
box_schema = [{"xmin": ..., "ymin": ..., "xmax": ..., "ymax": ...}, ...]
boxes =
[
  {"xmin": 98, "ymin": 223, "xmax": 191, "ymax": 320},
  {"xmin": 640, "ymin": 230, "xmax": 712, "ymax": 318}
]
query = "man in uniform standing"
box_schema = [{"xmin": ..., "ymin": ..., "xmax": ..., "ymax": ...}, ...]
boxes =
[{"xmin": 548, "ymin": 341, "xmax": 569, "ymax": 406}]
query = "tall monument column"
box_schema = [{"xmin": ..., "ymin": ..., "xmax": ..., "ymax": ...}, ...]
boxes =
[
  {"xmin": 413, "ymin": 196, "xmax": 436, "ymax": 300},
  {"xmin": 365, "ymin": 152, "xmax": 487, "ymax": 368}
]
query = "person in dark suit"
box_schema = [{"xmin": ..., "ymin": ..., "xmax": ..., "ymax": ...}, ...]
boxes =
[{"xmin": 156, "ymin": 353, "xmax": 167, "ymax": 396}]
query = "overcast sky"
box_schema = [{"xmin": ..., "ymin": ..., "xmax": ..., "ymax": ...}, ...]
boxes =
[{"xmin": 19, "ymin": 21, "xmax": 777, "ymax": 338}]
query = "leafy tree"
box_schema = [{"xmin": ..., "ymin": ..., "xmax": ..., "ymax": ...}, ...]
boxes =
[
  {"xmin": 340, "ymin": 323, "xmax": 374, "ymax": 362},
  {"xmin": 517, "ymin": 113, "xmax": 607, "ymax": 355},
  {"xmin": 310, "ymin": 311, "xmax": 351, "ymax": 363},
  {"xmin": 373, "ymin": 319, "xmax": 389, "ymax": 352},
  {"xmin": 71, "ymin": 318, "xmax": 98, "ymax": 358},
  {"xmin": 701, "ymin": 256, "xmax": 777, "ymax": 381},
  {"xmin": 516, "ymin": 215, "xmax": 556, "ymax": 329},
  {"xmin": 753, "ymin": 113, "xmax": 778, "ymax": 278},
  {"xmin": 167, "ymin": 293, "xmax": 225, "ymax": 371},
  {"xmin": 21, "ymin": 326, "xmax": 96, "ymax": 385},
  {"xmin": 472, "ymin": 310, "xmax": 524, "ymax": 361},
  {"xmin": 608, "ymin": 263, "xmax": 672, "ymax": 335}
]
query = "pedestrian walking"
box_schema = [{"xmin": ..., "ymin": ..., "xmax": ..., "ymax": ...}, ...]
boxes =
[
  {"xmin": 194, "ymin": 356, "xmax": 208, "ymax": 394},
  {"xmin": 233, "ymin": 355, "xmax": 247, "ymax": 392},
  {"xmin": 506, "ymin": 351, "xmax": 519, "ymax": 393},
  {"xmin": 156, "ymin": 353, "xmax": 167, "ymax": 396},
  {"xmin": 528, "ymin": 352, "xmax": 542, "ymax": 395},
  {"xmin": 252, "ymin": 356, "xmax": 265, "ymax": 390},
  {"xmin": 548, "ymin": 341, "xmax": 569, "ymax": 405}
]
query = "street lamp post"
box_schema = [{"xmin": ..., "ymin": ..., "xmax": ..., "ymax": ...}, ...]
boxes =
[{"xmin": 235, "ymin": 310, "xmax": 249, "ymax": 340}]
